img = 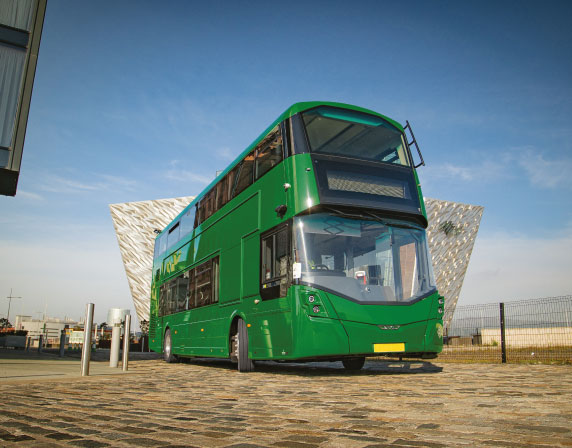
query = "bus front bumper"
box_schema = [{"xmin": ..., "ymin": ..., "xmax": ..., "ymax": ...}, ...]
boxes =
[{"xmin": 342, "ymin": 318, "xmax": 443, "ymax": 356}]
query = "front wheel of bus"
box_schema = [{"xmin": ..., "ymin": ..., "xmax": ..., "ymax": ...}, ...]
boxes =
[
  {"xmin": 163, "ymin": 329, "xmax": 177, "ymax": 363},
  {"xmin": 342, "ymin": 357, "xmax": 365, "ymax": 371},
  {"xmin": 237, "ymin": 319, "xmax": 254, "ymax": 372}
]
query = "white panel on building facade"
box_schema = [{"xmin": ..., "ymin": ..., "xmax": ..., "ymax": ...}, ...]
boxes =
[
  {"xmin": 109, "ymin": 196, "xmax": 194, "ymax": 322},
  {"xmin": 425, "ymin": 198, "xmax": 484, "ymax": 328}
]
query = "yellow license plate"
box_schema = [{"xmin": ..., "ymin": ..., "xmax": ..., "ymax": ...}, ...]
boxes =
[{"xmin": 373, "ymin": 343, "xmax": 405, "ymax": 353}]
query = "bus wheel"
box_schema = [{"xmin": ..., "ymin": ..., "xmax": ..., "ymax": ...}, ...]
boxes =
[
  {"xmin": 342, "ymin": 357, "xmax": 365, "ymax": 371},
  {"xmin": 237, "ymin": 319, "xmax": 254, "ymax": 372},
  {"xmin": 163, "ymin": 329, "xmax": 177, "ymax": 363}
]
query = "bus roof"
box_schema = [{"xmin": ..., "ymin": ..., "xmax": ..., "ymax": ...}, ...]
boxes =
[{"xmin": 158, "ymin": 101, "xmax": 404, "ymax": 237}]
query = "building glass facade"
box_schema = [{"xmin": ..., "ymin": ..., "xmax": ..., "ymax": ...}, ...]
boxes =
[{"xmin": 0, "ymin": 0, "xmax": 46, "ymax": 196}]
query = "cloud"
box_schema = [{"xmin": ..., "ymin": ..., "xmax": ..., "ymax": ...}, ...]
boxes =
[
  {"xmin": 0, "ymin": 235, "xmax": 134, "ymax": 326},
  {"xmin": 459, "ymin": 229, "xmax": 572, "ymax": 305},
  {"xmin": 15, "ymin": 190, "xmax": 43, "ymax": 200},
  {"xmin": 164, "ymin": 160, "xmax": 215, "ymax": 185},
  {"xmin": 422, "ymin": 147, "xmax": 572, "ymax": 190},
  {"xmin": 421, "ymin": 156, "xmax": 510, "ymax": 187},
  {"xmin": 39, "ymin": 173, "xmax": 138, "ymax": 194},
  {"xmin": 216, "ymin": 146, "xmax": 237, "ymax": 162},
  {"xmin": 518, "ymin": 151, "xmax": 572, "ymax": 189}
]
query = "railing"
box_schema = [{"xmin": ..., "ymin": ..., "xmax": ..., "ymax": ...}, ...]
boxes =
[{"xmin": 439, "ymin": 295, "xmax": 572, "ymax": 364}]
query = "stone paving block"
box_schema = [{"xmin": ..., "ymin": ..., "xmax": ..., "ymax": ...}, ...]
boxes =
[
  {"xmin": 0, "ymin": 359, "xmax": 571, "ymax": 447},
  {"xmin": 68, "ymin": 440, "xmax": 111, "ymax": 448}
]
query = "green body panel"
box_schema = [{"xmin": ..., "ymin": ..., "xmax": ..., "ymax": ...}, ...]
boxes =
[
  {"xmin": 149, "ymin": 102, "xmax": 443, "ymax": 362},
  {"xmin": 287, "ymin": 286, "xmax": 443, "ymax": 359}
]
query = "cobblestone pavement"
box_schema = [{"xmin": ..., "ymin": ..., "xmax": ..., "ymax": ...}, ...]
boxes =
[{"xmin": 0, "ymin": 358, "xmax": 571, "ymax": 447}]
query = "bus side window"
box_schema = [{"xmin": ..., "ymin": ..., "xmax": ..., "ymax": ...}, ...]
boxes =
[
  {"xmin": 225, "ymin": 166, "xmax": 238, "ymax": 204},
  {"xmin": 168, "ymin": 282, "xmax": 177, "ymax": 314},
  {"xmin": 233, "ymin": 151, "xmax": 254, "ymax": 197},
  {"xmin": 215, "ymin": 179, "xmax": 224, "ymax": 212},
  {"xmin": 153, "ymin": 237, "xmax": 161, "ymax": 260},
  {"xmin": 212, "ymin": 256, "xmax": 220, "ymax": 303},
  {"xmin": 188, "ymin": 268, "xmax": 196, "ymax": 309},
  {"xmin": 256, "ymin": 130, "xmax": 283, "ymax": 179},
  {"xmin": 176, "ymin": 274, "xmax": 188, "ymax": 312},
  {"xmin": 167, "ymin": 222, "xmax": 180, "ymax": 249},
  {"xmin": 159, "ymin": 284, "xmax": 167, "ymax": 316},
  {"xmin": 195, "ymin": 259, "xmax": 212, "ymax": 307},
  {"xmin": 193, "ymin": 203, "xmax": 200, "ymax": 228},
  {"xmin": 180, "ymin": 208, "xmax": 195, "ymax": 239},
  {"xmin": 158, "ymin": 232, "xmax": 167, "ymax": 257},
  {"xmin": 205, "ymin": 188, "xmax": 216, "ymax": 220},
  {"xmin": 260, "ymin": 224, "xmax": 289, "ymax": 300}
]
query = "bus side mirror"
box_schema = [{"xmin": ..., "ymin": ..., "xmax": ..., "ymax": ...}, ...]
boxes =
[{"xmin": 275, "ymin": 204, "xmax": 287, "ymax": 218}]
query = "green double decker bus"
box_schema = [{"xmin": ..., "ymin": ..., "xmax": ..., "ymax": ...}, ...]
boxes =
[{"xmin": 149, "ymin": 101, "xmax": 444, "ymax": 371}]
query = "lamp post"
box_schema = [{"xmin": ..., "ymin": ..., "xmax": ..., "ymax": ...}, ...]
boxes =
[{"xmin": 6, "ymin": 289, "xmax": 22, "ymax": 325}]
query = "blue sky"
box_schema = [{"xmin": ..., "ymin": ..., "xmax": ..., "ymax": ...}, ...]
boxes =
[{"xmin": 1, "ymin": 0, "xmax": 571, "ymax": 326}]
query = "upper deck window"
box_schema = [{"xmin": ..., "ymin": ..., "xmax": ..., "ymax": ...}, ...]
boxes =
[{"xmin": 302, "ymin": 107, "xmax": 410, "ymax": 166}]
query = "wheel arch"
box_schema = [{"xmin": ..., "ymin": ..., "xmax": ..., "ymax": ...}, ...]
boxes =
[{"xmin": 227, "ymin": 310, "xmax": 247, "ymax": 353}]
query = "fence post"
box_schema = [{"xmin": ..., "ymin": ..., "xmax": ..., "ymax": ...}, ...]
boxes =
[
  {"xmin": 81, "ymin": 303, "xmax": 95, "ymax": 376},
  {"xmin": 59, "ymin": 328, "xmax": 66, "ymax": 358},
  {"xmin": 122, "ymin": 315, "xmax": 131, "ymax": 371},
  {"xmin": 499, "ymin": 302, "xmax": 507, "ymax": 363}
]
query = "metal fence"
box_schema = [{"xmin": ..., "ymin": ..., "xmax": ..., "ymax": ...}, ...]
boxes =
[{"xmin": 439, "ymin": 295, "xmax": 572, "ymax": 364}]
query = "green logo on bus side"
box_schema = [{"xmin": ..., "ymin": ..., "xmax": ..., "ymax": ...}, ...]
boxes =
[{"xmin": 164, "ymin": 251, "xmax": 182, "ymax": 274}]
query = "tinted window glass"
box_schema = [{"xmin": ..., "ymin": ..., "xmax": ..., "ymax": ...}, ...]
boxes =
[
  {"xmin": 167, "ymin": 223, "xmax": 180, "ymax": 249},
  {"xmin": 233, "ymin": 152, "xmax": 254, "ymax": 197},
  {"xmin": 194, "ymin": 259, "xmax": 212, "ymax": 308},
  {"xmin": 159, "ymin": 284, "xmax": 167, "ymax": 316},
  {"xmin": 180, "ymin": 208, "xmax": 195, "ymax": 238},
  {"xmin": 188, "ymin": 269, "xmax": 195, "ymax": 309},
  {"xmin": 262, "ymin": 235, "xmax": 273, "ymax": 282},
  {"xmin": 225, "ymin": 166, "xmax": 238, "ymax": 203},
  {"xmin": 205, "ymin": 190, "xmax": 215, "ymax": 221},
  {"xmin": 159, "ymin": 233, "xmax": 168, "ymax": 255},
  {"xmin": 154, "ymin": 237, "xmax": 161, "ymax": 260},
  {"xmin": 167, "ymin": 283, "xmax": 176, "ymax": 314},
  {"xmin": 212, "ymin": 257, "xmax": 219, "ymax": 303},
  {"xmin": 261, "ymin": 225, "xmax": 289, "ymax": 300},
  {"xmin": 176, "ymin": 275, "xmax": 188, "ymax": 312},
  {"xmin": 302, "ymin": 107, "xmax": 409, "ymax": 166},
  {"xmin": 256, "ymin": 128, "xmax": 283, "ymax": 179},
  {"xmin": 215, "ymin": 180, "xmax": 224, "ymax": 211}
]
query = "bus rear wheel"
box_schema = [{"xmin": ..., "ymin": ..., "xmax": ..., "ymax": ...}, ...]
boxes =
[
  {"xmin": 163, "ymin": 329, "xmax": 177, "ymax": 363},
  {"xmin": 237, "ymin": 319, "xmax": 254, "ymax": 372},
  {"xmin": 342, "ymin": 357, "xmax": 365, "ymax": 371}
]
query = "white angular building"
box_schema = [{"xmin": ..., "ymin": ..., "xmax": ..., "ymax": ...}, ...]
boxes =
[{"xmin": 110, "ymin": 197, "xmax": 483, "ymax": 330}]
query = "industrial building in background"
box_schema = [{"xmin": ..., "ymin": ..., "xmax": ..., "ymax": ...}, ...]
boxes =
[
  {"xmin": 110, "ymin": 196, "xmax": 483, "ymax": 332},
  {"xmin": 0, "ymin": 0, "xmax": 46, "ymax": 196}
]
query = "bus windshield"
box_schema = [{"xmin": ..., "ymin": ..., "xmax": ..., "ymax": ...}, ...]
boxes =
[
  {"xmin": 302, "ymin": 106, "xmax": 410, "ymax": 166},
  {"xmin": 293, "ymin": 213, "xmax": 436, "ymax": 303}
]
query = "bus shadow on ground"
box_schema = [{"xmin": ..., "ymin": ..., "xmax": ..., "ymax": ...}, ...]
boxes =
[{"xmin": 181, "ymin": 357, "xmax": 443, "ymax": 376}]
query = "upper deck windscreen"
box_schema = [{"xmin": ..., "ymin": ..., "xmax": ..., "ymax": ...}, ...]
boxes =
[{"xmin": 302, "ymin": 107, "xmax": 410, "ymax": 166}]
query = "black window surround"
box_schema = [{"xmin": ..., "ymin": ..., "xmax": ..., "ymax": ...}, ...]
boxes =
[
  {"xmin": 260, "ymin": 222, "xmax": 291, "ymax": 301},
  {"xmin": 311, "ymin": 153, "xmax": 426, "ymax": 227}
]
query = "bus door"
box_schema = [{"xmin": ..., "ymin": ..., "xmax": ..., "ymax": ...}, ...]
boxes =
[{"xmin": 248, "ymin": 223, "xmax": 293, "ymax": 358}]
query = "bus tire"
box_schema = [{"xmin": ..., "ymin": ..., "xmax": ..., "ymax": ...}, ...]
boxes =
[
  {"xmin": 237, "ymin": 319, "xmax": 254, "ymax": 372},
  {"xmin": 163, "ymin": 329, "xmax": 177, "ymax": 363},
  {"xmin": 342, "ymin": 357, "xmax": 365, "ymax": 371}
]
